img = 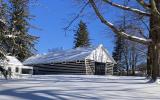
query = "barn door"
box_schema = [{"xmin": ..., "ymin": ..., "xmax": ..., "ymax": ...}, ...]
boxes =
[{"xmin": 95, "ymin": 62, "xmax": 106, "ymax": 75}]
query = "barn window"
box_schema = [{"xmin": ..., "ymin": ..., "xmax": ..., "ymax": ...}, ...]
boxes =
[
  {"xmin": 76, "ymin": 60, "xmax": 81, "ymax": 63},
  {"xmin": 8, "ymin": 67, "xmax": 11, "ymax": 72},
  {"xmin": 22, "ymin": 69, "xmax": 32, "ymax": 74},
  {"xmin": 62, "ymin": 61, "xmax": 66, "ymax": 64},
  {"xmin": 16, "ymin": 67, "xmax": 19, "ymax": 73}
]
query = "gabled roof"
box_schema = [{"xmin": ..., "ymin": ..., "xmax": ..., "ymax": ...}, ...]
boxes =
[
  {"xmin": 101, "ymin": 46, "xmax": 116, "ymax": 64},
  {"xmin": 23, "ymin": 44, "xmax": 116, "ymax": 65},
  {"xmin": 0, "ymin": 56, "xmax": 23, "ymax": 66},
  {"xmin": 6, "ymin": 56, "xmax": 23, "ymax": 66}
]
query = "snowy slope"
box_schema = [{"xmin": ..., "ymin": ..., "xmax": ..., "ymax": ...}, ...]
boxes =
[{"xmin": 0, "ymin": 75, "xmax": 160, "ymax": 100}]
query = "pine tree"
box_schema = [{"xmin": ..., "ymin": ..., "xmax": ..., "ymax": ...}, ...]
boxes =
[
  {"xmin": 0, "ymin": 0, "xmax": 11, "ymax": 79},
  {"xmin": 112, "ymin": 34, "xmax": 124, "ymax": 75},
  {"xmin": 9, "ymin": 0, "xmax": 38, "ymax": 61},
  {"xmin": 112, "ymin": 0, "xmax": 128, "ymax": 75},
  {"xmin": 74, "ymin": 20, "xmax": 90, "ymax": 48},
  {"xmin": 0, "ymin": 0, "xmax": 9, "ymax": 58}
]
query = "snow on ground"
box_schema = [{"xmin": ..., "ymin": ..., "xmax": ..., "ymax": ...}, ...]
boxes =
[{"xmin": 0, "ymin": 75, "xmax": 160, "ymax": 100}]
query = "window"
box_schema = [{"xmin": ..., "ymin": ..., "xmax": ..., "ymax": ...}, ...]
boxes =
[
  {"xmin": 22, "ymin": 69, "xmax": 32, "ymax": 74},
  {"xmin": 16, "ymin": 67, "xmax": 19, "ymax": 73},
  {"xmin": 8, "ymin": 67, "xmax": 11, "ymax": 72},
  {"xmin": 62, "ymin": 61, "xmax": 66, "ymax": 64},
  {"xmin": 8, "ymin": 67, "xmax": 12, "ymax": 77}
]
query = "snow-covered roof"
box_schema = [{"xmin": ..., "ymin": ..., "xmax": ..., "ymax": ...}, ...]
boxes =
[
  {"xmin": 6, "ymin": 56, "xmax": 23, "ymax": 66},
  {"xmin": 23, "ymin": 44, "xmax": 116, "ymax": 65}
]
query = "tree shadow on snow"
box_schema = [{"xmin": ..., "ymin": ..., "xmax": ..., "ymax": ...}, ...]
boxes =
[
  {"xmin": 0, "ymin": 86, "xmax": 100, "ymax": 100},
  {"xmin": 0, "ymin": 75, "xmax": 157, "ymax": 100}
]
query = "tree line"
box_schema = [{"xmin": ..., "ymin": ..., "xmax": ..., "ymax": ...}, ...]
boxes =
[
  {"xmin": 72, "ymin": 0, "xmax": 160, "ymax": 81},
  {"xmin": 112, "ymin": 0, "xmax": 147, "ymax": 76},
  {"xmin": 87, "ymin": 0, "xmax": 160, "ymax": 81}
]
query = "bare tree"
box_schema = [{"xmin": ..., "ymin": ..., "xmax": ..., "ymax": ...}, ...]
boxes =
[{"xmin": 87, "ymin": 0, "xmax": 160, "ymax": 81}]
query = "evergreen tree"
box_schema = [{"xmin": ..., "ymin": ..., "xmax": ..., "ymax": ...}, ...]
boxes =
[
  {"xmin": 0, "ymin": 0, "xmax": 11, "ymax": 79},
  {"xmin": 74, "ymin": 20, "xmax": 90, "ymax": 48},
  {"xmin": 112, "ymin": 0, "xmax": 127, "ymax": 75},
  {"xmin": 0, "ymin": 0, "xmax": 9, "ymax": 58},
  {"xmin": 112, "ymin": 34, "xmax": 124, "ymax": 75},
  {"xmin": 9, "ymin": 0, "xmax": 38, "ymax": 61}
]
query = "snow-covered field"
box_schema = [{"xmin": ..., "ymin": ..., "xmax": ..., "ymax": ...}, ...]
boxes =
[{"xmin": 0, "ymin": 75, "xmax": 160, "ymax": 100}]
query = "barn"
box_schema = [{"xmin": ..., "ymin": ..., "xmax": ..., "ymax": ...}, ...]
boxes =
[{"xmin": 23, "ymin": 44, "xmax": 116, "ymax": 75}]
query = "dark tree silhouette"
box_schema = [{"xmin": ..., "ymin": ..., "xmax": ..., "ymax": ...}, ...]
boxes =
[{"xmin": 74, "ymin": 20, "xmax": 91, "ymax": 48}]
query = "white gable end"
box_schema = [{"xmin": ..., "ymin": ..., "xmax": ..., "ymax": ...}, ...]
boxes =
[
  {"xmin": 86, "ymin": 44, "xmax": 115, "ymax": 63},
  {"xmin": 6, "ymin": 56, "xmax": 23, "ymax": 66}
]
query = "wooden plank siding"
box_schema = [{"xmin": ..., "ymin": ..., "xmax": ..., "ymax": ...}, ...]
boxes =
[
  {"xmin": 85, "ymin": 59, "xmax": 95, "ymax": 75},
  {"xmin": 33, "ymin": 60, "xmax": 86, "ymax": 75},
  {"xmin": 85, "ymin": 59, "xmax": 114, "ymax": 75},
  {"xmin": 106, "ymin": 63, "xmax": 114, "ymax": 75},
  {"xmin": 31, "ymin": 60, "xmax": 114, "ymax": 75}
]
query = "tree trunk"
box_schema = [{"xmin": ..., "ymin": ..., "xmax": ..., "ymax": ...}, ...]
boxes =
[
  {"xmin": 150, "ymin": 0, "xmax": 160, "ymax": 81},
  {"xmin": 131, "ymin": 45, "xmax": 137, "ymax": 76},
  {"xmin": 151, "ymin": 44, "xmax": 160, "ymax": 81},
  {"xmin": 131, "ymin": 65, "xmax": 135, "ymax": 75},
  {"xmin": 124, "ymin": 50, "xmax": 129, "ymax": 76},
  {"xmin": 147, "ymin": 43, "xmax": 152, "ymax": 78}
]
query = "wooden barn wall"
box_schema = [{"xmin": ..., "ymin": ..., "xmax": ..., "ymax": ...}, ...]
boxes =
[
  {"xmin": 85, "ymin": 59, "xmax": 95, "ymax": 75},
  {"xmin": 32, "ymin": 61, "xmax": 86, "ymax": 75},
  {"xmin": 106, "ymin": 63, "xmax": 114, "ymax": 75},
  {"xmin": 31, "ymin": 60, "xmax": 113, "ymax": 75},
  {"xmin": 85, "ymin": 59, "xmax": 114, "ymax": 75}
]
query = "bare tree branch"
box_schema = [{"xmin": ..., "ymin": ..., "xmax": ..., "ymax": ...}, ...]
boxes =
[
  {"xmin": 102, "ymin": 0, "xmax": 151, "ymax": 16},
  {"xmin": 140, "ymin": 18, "xmax": 150, "ymax": 34},
  {"xmin": 138, "ymin": 28, "xmax": 148, "ymax": 39},
  {"xmin": 64, "ymin": 1, "xmax": 89, "ymax": 31},
  {"xmin": 89, "ymin": 0, "xmax": 152, "ymax": 45},
  {"xmin": 136, "ymin": 0, "xmax": 150, "ymax": 10},
  {"xmin": 134, "ymin": 15, "xmax": 150, "ymax": 38}
]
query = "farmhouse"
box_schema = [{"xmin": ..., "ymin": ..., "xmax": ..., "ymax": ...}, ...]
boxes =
[
  {"xmin": 23, "ymin": 44, "xmax": 116, "ymax": 75},
  {"xmin": 0, "ymin": 56, "xmax": 33, "ymax": 78}
]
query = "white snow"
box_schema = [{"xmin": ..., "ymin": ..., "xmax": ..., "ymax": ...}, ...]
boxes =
[
  {"xmin": 156, "ymin": 78, "xmax": 160, "ymax": 84},
  {"xmin": 23, "ymin": 44, "xmax": 116, "ymax": 65},
  {"xmin": 23, "ymin": 46, "xmax": 96, "ymax": 65},
  {"xmin": 6, "ymin": 56, "xmax": 23, "ymax": 66},
  {"xmin": 0, "ymin": 75, "xmax": 160, "ymax": 100},
  {"xmin": 5, "ymin": 35, "xmax": 17, "ymax": 38},
  {"xmin": 0, "ymin": 56, "xmax": 23, "ymax": 66}
]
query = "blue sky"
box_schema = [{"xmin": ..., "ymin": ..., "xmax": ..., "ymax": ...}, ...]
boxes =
[{"xmin": 29, "ymin": 0, "xmax": 122, "ymax": 55}]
